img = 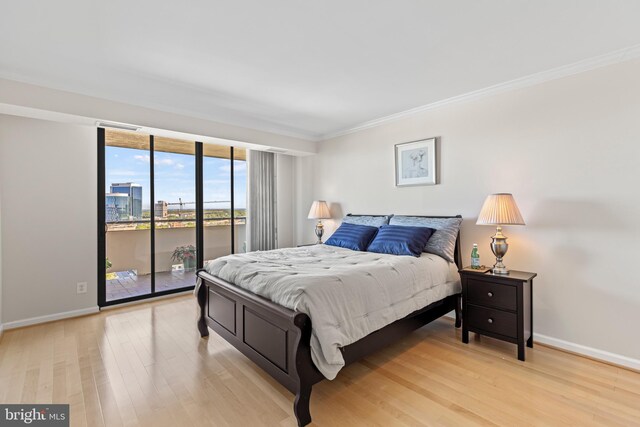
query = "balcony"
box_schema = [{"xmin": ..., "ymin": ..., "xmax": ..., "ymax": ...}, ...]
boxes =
[{"xmin": 106, "ymin": 219, "xmax": 245, "ymax": 301}]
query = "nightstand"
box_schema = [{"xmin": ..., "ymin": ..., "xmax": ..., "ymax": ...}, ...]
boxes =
[{"xmin": 460, "ymin": 269, "xmax": 537, "ymax": 361}]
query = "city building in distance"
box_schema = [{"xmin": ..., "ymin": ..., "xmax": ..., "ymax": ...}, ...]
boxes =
[
  {"xmin": 110, "ymin": 182, "xmax": 142, "ymax": 219},
  {"xmin": 155, "ymin": 200, "xmax": 168, "ymax": 218},
  {"xmin": 106, "ymin": 193, "xmax": 130, "ymax": 222}
]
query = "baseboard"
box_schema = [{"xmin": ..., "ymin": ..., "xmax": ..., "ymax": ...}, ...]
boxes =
[
  {"xmin": 533, "ymin": 333, "xmax": 640, "ymax": 372},
  {"xmin": 0, "ymin": 323, "xmax": 4, "ymax": 342},
  {"xmin": 3, "ymin": 306, "xmax": 100, "ymax": 330},
  {"xmin": 443, "ymin": 312, "xmax": 640, "ymax": 372},
  {"xmin": 2, "ymin": 292, "xmax": 192, "ymax": 331}
]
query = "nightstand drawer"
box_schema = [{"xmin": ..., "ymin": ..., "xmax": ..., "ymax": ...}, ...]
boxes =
[
  {"xmin": 466, "ymin": 278, "xmax": 516, "ymax": 311},
  {"xmin": 466, "ymin": 305, "xmax": 517, "ymax": 338}
]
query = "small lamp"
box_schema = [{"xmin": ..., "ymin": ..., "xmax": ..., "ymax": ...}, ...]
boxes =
[
  {"xmin": 307, "ymin": 200, "xmax": 331, "ymax": 244},
  {"xmin": 476, "ymin": 193, "xmax": 525, "ymax": 274}
]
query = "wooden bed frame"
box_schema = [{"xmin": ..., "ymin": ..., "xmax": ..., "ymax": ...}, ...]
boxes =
[{"xmin": 196, "ymin": 215, "xmax": 463, "ymax": 426}]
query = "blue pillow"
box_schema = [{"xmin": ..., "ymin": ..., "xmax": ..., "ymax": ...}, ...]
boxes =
[
  {"xmin": 325, "ymin": 222, "xmax": 379, "ymax": 251},
  {"xmin": 367, "ymin": 225, "xmax": 435, "ymax": 257}
]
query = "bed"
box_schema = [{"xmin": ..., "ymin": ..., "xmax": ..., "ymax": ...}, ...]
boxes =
[{"xmin": 196, "ymin": 215, "xmax": 462, "ymax": 426}]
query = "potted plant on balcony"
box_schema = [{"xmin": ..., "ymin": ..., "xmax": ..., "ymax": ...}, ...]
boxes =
[
  {"xmin": 172, "ymin": 245, "xmax": 197, "ymax": 271},
  {"xmin": 105, "ymin": 257, "xmax": 117, "ymax": 280}
]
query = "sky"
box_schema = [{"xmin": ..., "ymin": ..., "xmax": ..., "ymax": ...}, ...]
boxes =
[{"xmin": 105, "ymin": 146, "xmax": 247, "ymax": 210}]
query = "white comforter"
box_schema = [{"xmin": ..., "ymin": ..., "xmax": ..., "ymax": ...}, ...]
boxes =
[{"xmin": 198, "ymin": 245, "xmax": 460, "ymax": 379}]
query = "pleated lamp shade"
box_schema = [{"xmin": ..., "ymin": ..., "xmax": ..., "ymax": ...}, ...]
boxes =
[
  {"xmin": 476, "ymin": 193, "xmax": 525, "ymax": 225},
  {"xmin": 308, "ymin": 200, "xmax": 331, "ymax": 219}
]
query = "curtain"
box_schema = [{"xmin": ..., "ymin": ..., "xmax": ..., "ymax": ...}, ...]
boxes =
[{"xmin": 247, "ymin": 150, "xmax": 277, "ymax": 251}]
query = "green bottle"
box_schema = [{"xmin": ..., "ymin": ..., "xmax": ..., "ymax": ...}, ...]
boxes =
[{"xmin": 471, "ymin": 243, "xmax": 480, "ymax": 269}]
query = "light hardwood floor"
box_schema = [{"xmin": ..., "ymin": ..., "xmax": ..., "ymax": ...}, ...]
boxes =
[{"xmin": 1, "ymin": 295, "xmax": 639, "ymax": 427}]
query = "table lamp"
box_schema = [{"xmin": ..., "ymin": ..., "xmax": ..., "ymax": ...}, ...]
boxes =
[
  {"xmin": 307, "ymin": 200, "xmax": 331, "ymax": 244},
  {"xmin": 476, "ymin": 193, "xmax": 525, "ymax": 274}
]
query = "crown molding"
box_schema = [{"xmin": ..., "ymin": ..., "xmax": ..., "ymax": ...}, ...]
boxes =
[{"xmin": 321, "ymin": 43, "xmax": 640, "ymax": 141}]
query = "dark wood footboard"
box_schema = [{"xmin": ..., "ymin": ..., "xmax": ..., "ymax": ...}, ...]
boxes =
[
  {"xmin": 196, "ymin": 270, "xmax": 322, "ymax": 426},
  {"xmin": 197, "ymin": 269, "xmax": 461, "ymax": 426}
]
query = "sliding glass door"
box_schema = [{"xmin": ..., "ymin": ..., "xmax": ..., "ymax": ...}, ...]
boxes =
[
  {"xmin": 98, "ymin": 128, "xmax": 245, "ymax": 306},
  {"xmin": 233, "ymin": 149, "xmax": 248, "ymax": 253},
  {"xmin": 101, "ymin": 129, "xmax": 152, "ymax": 302},
  {"xmin": 153, "ymin": 137, "xmax": 197, "ymax": 294},
  {"xmin": 201, "ymin": 146, "xmax": 248, "ymax": 266}
]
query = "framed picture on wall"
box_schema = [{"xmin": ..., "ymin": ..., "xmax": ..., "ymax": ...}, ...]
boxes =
[{"xmin": 395, "ymin": 137, "xmax": 437, "ymax": 186}]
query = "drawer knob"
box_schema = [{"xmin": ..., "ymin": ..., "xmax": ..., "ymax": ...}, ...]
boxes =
[
  {"xmin": 487, "ymin": 318, "xmax": 494, "ymax": 324},
  {"xmin": 487, "ymin": 292, "xmax": 494, "ymax": 297}
]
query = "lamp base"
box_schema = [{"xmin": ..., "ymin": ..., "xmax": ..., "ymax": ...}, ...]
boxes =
[
  {"xmin": 314, "ymin": 221, "xmax": 324, "ymax": 244},
  {"xmin": 490, "ymin": 226, "xmax": 510, "ymax": 275},
  {"xmin": 492, "ymin": 264, "xmax": 509, "ymax": 275}
]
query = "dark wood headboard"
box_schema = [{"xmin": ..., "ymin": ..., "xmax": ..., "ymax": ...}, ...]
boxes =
[{"xmin": 345, "ymin": 213, "xmax": 463, "ymax": 269}]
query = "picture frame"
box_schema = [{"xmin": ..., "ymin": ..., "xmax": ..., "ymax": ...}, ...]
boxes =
[{"xmin": 395, "ymin": 137, "xmax": 437, "ymax": 186}]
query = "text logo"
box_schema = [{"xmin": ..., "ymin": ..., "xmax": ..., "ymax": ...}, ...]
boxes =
[{"xmin": 1, "ymin": 405, "xmax": 69, "ymax": 426}]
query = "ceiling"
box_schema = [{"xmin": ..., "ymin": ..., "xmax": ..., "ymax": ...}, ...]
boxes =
[{"xmin": 2, "ymin": 1, "xmax": 640, "ymax": 141}]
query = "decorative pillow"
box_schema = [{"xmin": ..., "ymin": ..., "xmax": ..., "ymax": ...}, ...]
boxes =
[
  {"xmin": 342, "ymin": 214, "xmax": 392, "ymax": 228},
  {"xmin": 325, "ymin": 222, "xmax": 379, "ymax": 251},
  {"xmin": 389, "ymin": 216, "xmax": 462, "ymax": 263},
  {"xmin": 366, "ymin": 225, "xmax": 435, "ymax": 257}
]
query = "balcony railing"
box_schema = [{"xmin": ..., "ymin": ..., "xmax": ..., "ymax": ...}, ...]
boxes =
[
  {"xmin": 106, "ymin": 216, "xmax": 247, "ymax": 228},
  {"xmin": 106, "ymin": 218, "xmax": 246, "ymax": 276}
]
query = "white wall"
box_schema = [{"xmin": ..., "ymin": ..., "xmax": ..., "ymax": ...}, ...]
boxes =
[
  {"xmin": 296, "ymin": 58, "xmax": 640, "ymax": 363},
  {"xmin": 294, "ymin": 155, "xmax": 317, "ymax": 245},
  {"xmin": 0, "ymin": 115, "xmax": 98, "ymax": 324},
  {"xmin": 276, "ymin": 154, "xmax": 295, "ymax": 248}
]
